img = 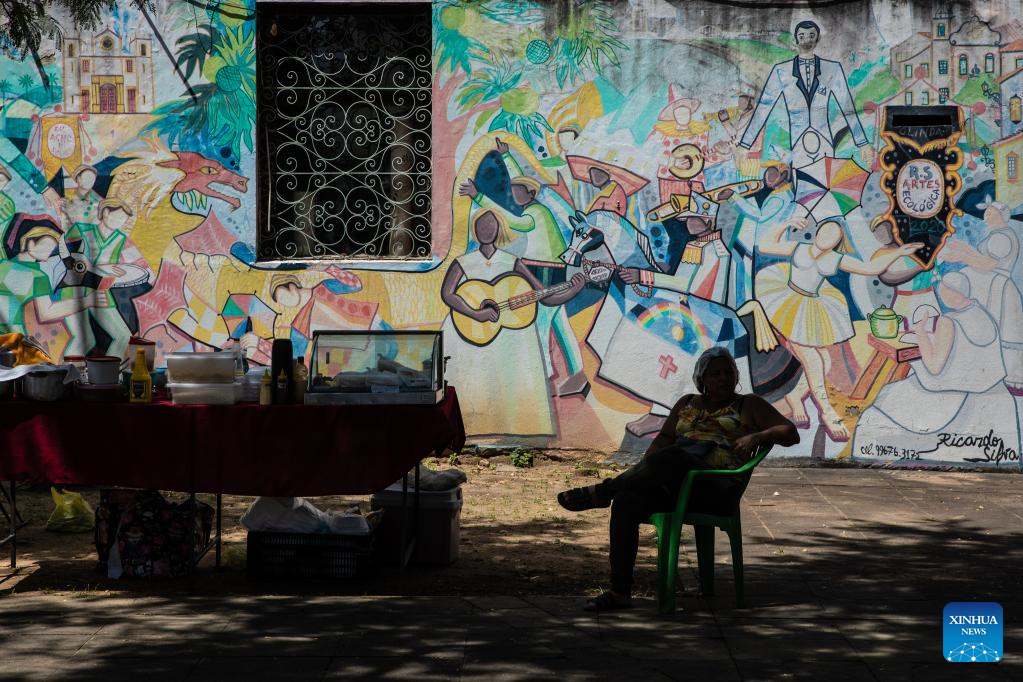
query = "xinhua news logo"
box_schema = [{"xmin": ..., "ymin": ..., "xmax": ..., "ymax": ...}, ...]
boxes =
[{"xmin": 944, "ymin": 602, "xmax": 1002, "ymax": 662}]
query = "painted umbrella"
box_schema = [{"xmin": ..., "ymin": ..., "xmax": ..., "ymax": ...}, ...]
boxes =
[
  {"xmin": 793, "ymin": 156, "xmax": 870, "ymax": 220},
  {"xmin": 221, "ymin": 293, "xmax": 278, "ymax": 340}
]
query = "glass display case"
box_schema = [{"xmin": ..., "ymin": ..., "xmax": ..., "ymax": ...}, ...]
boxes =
[{"xmin": 304, "ymin": 330, "xmax": 445, "ymax": 405}]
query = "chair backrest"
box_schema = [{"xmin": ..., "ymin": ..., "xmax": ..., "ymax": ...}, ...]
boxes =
[
  {"xmin": 686, "ymin": 445, "xmax": 771, "ymax": 516},
  {"xmin": 731, "ymin": 444, "xmax": 772, "ymax": 475}
]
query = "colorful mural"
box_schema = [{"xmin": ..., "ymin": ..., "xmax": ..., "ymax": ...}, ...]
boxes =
[{"xmin": 0, "ymin": 0, "xmax": 1020, "ymax": 468}]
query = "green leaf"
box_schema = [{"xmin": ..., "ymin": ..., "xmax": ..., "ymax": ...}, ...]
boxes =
[
  {"xmin": 488, "ymin": 110, "xmax": 510, "ymax": 132},
  {"xmin": 461, "ymin": 90, "xmax": 485, "ymax": 111},
  {"xmin": 556, "ymin": 63, "xmax": 568, "ymax": 89},
  {"xmin": 473, "ymin": 107, "xmax": 497, "ymax": 133}
]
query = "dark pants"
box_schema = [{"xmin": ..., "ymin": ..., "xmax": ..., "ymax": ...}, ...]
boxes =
[{"xmin": 603, "ymin": 439, "xmax": 714, "ymax": 596}]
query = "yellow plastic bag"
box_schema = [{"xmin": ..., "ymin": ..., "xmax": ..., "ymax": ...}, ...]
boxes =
[
  {"xmin": 46, "ymin": 487, "xmax": 95, "ymax": 533},
  {"xmin": 0, "ymin": 332, "xmax": 53, "ymax": 365}
]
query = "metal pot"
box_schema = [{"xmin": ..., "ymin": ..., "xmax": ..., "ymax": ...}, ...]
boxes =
[
  {"xmin": 868, "ymin": 306, "xmax": 904, "ymax": 339},
  {"xmin": 23, "ymin": 370, "xmax": 74, "ymax": 401}
]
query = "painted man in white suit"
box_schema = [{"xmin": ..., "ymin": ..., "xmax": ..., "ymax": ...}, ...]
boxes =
[{"xmin": 739, "ymin": 21, "xmax": 868, "ymax": 156}]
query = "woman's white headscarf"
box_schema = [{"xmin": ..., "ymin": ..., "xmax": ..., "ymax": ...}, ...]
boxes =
[{"xmin": 693, "ymin": 346, "xmax": 739, "ymax": 394}]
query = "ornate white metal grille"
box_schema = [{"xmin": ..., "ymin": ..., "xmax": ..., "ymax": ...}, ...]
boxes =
[{"xmin": 257, "ymin": 3, "xmax": 432, "ymax": 260}]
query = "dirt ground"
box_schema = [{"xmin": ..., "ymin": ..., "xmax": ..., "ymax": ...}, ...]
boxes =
[{"xmin": 0, "ymin": 453, "xmax": 689, "ymax": 599}]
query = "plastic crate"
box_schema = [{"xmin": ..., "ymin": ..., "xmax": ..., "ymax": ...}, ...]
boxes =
[{"xmin": 246, "ymin": 530, "xmax": 374, "ymax": 579}]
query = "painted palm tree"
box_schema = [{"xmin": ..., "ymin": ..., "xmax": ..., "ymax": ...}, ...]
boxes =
[
  {"xmin": 18, "ymin": 74, "xmax": 33, "ymax": 94},
  {"xmin": 433, "ymin": 2, "xmax": 489, "ymax": 76},
  {"xmin": 145, "ymin": 24, "xmax": 256, "ymax": 160},
  {"xmin": 430, "ymin": 1, "xmax": 627, "ymax": 244},
  {"xmin": 469, "ymin": 0, "xmax": 626, "ymax": 88}
]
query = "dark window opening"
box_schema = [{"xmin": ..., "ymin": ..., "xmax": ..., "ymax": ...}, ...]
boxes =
[{"xmin": 256, "ymin": 2, "xmax": 432, "ymax": 261}]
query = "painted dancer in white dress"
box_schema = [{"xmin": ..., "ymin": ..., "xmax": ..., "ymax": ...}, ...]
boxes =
[
  {"xmin": 944, "ymin": 200, "xmax": 1023, "ymax": 394},
  {"xmin": 756, "ymin": 218, "xmax": 921, "ymax": 441},
  {"xmin": 853, "ymin": 272, "xmax": 1021, "ymax": 464},
  {"xmin": 440, "ymin": 209, "xmax": 586, "ymax": 437}
]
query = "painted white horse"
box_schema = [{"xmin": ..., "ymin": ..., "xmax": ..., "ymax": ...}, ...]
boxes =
[{"xmin": 559, "ymin": 210, "xmax": 752, "ymax": 416}]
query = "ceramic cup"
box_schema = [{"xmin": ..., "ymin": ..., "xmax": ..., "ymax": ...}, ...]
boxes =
[{"xmin": 86, "ymin": 356, "xmax": 122, "ymax": 385}]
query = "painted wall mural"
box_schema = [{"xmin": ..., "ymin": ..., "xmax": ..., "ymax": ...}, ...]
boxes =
[{"xmin": 0, "ymin": 0, "xmax": 1021, "ymax": 468}]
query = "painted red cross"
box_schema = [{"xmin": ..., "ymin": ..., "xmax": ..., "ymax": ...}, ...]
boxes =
[{"xmin": 658, "ymin": 354, "xmax": 678, "ymax": 380}]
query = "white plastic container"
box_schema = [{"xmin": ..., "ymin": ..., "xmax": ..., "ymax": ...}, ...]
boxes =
[
  {"xmin": 166, "ymin": 352, "xmax": 236, "ymax": 384},
  {"xmin": 168, "ymin": 381, "xmax": 238, "ymax": 405},
  {"xmin": 370, "ymin": 484, "xmax": 462, "ymax": 564},
  {"xmin": 240, "ymin": 368, "xmax": 264, "ymax": 403}
]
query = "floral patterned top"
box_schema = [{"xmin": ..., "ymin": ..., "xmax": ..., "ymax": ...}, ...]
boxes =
[{"xmin": 674, "ymin": 399, "xmax": 752, "ymax": 469}]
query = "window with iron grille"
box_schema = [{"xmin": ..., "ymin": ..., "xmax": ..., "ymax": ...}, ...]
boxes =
[{"xmin": 256, "ymin": 2, "xmax": 432, "ymax": 261}]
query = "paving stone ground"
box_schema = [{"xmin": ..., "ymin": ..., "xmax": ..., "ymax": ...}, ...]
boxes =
[{"xmin": 1, "ymin": 468, "xmax": 1020, "ymax": 680}]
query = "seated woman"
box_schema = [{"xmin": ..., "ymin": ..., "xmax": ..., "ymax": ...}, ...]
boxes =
[{"xmin": 557, "ymin": 347, "xmax": 799, "ymax": 611}]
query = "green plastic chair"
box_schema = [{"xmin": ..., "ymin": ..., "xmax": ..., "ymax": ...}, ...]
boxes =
[{"xmin": 647, "ymin": 445, "xmax": 771, "ymax": 614}]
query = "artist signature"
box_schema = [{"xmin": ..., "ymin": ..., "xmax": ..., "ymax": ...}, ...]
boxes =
[
  {"xmin": 858, "ymin": 430, "xmax": 1019, "ymax": 465},
  {"xmin": 937, "ymin": 431, "xmax": 1020, "ymax": 465}
]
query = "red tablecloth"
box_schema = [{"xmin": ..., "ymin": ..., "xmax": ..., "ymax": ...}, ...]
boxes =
[{"xmin": 0, "ymin": 387, "xmax": 465, "ymax": 496}]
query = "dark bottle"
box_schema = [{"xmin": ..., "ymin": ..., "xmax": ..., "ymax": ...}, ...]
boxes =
[{"xmin": 270, "ymin": 338, "xmax": 294, "ymax": 404}]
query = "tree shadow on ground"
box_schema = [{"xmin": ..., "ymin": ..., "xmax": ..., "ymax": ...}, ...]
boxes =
[{"xmin": 2, "ymin": 515, "xmax": 1021, "ymax": 681}]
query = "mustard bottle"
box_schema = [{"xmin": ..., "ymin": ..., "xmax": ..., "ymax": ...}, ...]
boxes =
[
  {"xmin": 259, "ymin": 368, "xmax": 272, "ymax": 406},
  {"xmin": 275, "ymin": 369, "xmax": 289, "ymax": 404},
  {"xmin": 129, "ymin": 348, "xmax": 152, "ymax": 403}
]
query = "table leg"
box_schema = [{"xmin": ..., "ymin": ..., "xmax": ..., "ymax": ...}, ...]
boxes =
[
  {"xmin": 399, "ymin": 473, "xmax": 408, "ymax": 571},
  {"xmin": 0, "ymin": 482, "xmax": 25, "ymax": 528},
  {"xmin": 1, "ymin": 481, "xmax": 16, "ymax": 569},
  {"xmin": 874, "ymin": 360, "xmax": 897, "ymax": 394},
  {"xmin": 188, "ymin": 491, "xmax": 196, "ymax": 569},
  {"xmin": 215, "ymin": 493, "xmax": 222, "ymax": 569},
  {"xmin": 413, "ymin": 464, "xmax": 421, "ymax": 565},
  {"xmin": 850, "ymin": 350, "xmax": 887, "ymax": 401},
  {"xmin": 10, "ymin": 481, "xmax": 14, "ymax": 569},
  {"xmin": 892, "ymin": 361, "xmax": 912, "ymax": 382}
]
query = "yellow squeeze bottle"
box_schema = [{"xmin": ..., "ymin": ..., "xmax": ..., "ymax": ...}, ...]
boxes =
[
  {"xmin": 276, "ymin": 369, "xmax": 289, "ymax": 404},
  {"xmin": 129, "ymin": 348, "xmax": 152, "ymax": 403},
  {"xmin": 259, "ymin": 368, "xmax": 272, "ymax": 406}
]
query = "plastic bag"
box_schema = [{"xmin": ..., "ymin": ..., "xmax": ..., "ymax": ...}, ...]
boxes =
[{"xmin": 46, "ymin": 487, "xmax": 95, "ymax": 533}]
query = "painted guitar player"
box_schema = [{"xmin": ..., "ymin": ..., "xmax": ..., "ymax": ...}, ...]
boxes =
[{"xmin": 440, "ymin": 209, "xmax": 587, "ymax": 436}]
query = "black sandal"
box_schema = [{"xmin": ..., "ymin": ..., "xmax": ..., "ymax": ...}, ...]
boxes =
[
  {"xmin": 584, "ymin": 589, "xmax": 633, "ymax": 612},
  {"xmin": 557, "ymin": 483, "xmax": 611, "ymax": 512}
]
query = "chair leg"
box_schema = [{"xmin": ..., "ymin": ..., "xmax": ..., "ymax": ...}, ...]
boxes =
[
  {"xmin": 727, "ymin": 515, "xmax": 745, "ymax": 608},
  {"xmin": 694, "ymin": 524, "xmax": 715, "ymax": 597},
  {"xmin": 653, "ymin": 515, "xmax": 679, "ymax": 614}
]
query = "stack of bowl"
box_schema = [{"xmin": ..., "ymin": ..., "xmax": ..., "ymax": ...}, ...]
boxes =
[
  {"xmin": 166, "ymin": 352, "xmax": 239, "ymax": 405},
  {"xmin": 77, "ymin": 355, "xmax": 126, "ymax": 403}
]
